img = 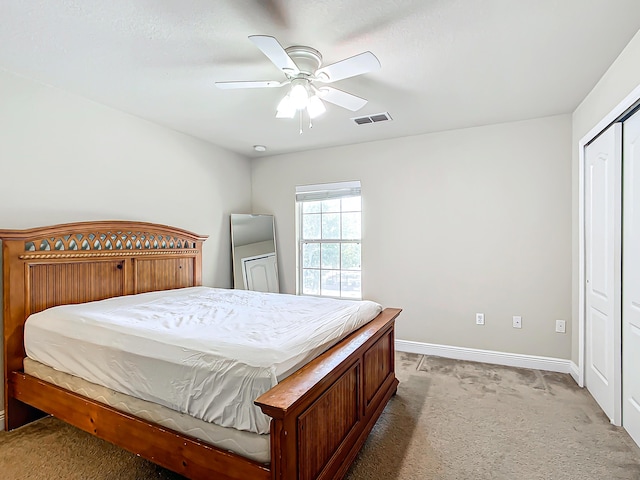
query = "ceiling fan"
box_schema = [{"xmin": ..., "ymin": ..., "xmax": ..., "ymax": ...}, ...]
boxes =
[{"xmin": 215, "ymin": 35, "xmax": 380, "ymax": 125}]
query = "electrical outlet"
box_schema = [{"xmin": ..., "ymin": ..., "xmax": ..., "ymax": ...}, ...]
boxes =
[
  {"xmin": 513, "ymin": 316, "xmax": 522, "ymax": 328},
  {"xmin": 556, "ymin": 320, "xmax": 566, "ymax": 333},
  {"xmin": 476, "ymin": 313, "xmax": 485, "ymax": 325}
]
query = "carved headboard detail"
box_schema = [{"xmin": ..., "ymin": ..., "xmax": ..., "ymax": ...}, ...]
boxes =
[
  {"xmin": 0, "ymin": 220, "xmax": 208, "ymax": 414},
  {"xmin": 22, "ymin": 228, "xmax": 199, "ymax": 255}
]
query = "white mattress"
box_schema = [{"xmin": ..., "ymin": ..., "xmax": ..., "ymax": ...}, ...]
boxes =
[
  {"xmin": 24, "ymin": 357, "xmax": 271, "ymax": 463},
  {"xmin": 25, "ymin": 287, "xmax": 382, "ymax": 435}
]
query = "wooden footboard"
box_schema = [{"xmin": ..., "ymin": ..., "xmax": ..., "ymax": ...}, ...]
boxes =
[{"xmin": 256, "ymin": 308, "xmax": 400, "ymax": 480}]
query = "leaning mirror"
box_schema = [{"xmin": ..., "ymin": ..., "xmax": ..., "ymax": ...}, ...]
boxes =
[{"xmin": 230, "ymin": 214, "xmax": 279, "ymax": 293}]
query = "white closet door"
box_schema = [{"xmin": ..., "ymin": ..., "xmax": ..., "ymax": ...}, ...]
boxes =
[
  {"xmin": 623, "ymin": 111, "xmax": 640, "ymax": 445},
  {"xmin": 584, "ymin": 123, "xmax": 622, "ymax": 425}
]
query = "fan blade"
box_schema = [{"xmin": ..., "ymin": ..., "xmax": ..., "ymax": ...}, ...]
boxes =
[
  {"xmin": 315, "ymin": 52, "xmax": 380, "ymax": 83},
  {"xmin": 248, "ymin": 35, "xmax": 300, "ymax": 75},
  {"xmin": 318, "ymin": 87, "xmax": 367, "ymax": 111},
  {"xmin": 215, "ymin": 80, "xmax": 283, "ymax": 89}
]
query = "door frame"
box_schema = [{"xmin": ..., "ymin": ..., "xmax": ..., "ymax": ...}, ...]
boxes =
[{"xmin": 578, "ymin": 83, "xmax": 640, "ymax": 423}]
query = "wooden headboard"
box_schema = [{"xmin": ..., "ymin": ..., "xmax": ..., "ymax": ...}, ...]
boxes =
[{"xmin": 0, "ymin": 221, "xmax": 207, "ymax": 427}]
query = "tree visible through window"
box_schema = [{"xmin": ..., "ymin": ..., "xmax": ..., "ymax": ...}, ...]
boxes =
[{"xmin": 296, "ymin": 181, "xmax": 361, "ymax": 299}]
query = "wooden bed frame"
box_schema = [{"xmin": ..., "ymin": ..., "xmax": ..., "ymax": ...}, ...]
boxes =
[{"xmin": 1, "ymin": 221, "xmax": 401, "ymax": 480}]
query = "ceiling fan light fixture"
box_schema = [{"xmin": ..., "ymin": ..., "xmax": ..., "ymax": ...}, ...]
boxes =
[
  {"xmin": 307, "ymin": 95, "xmax": 326, "ymax": 119},
  {"xmin": 219, "ymin": 35, "xmax": 381, "ymax": 131},
  {"xmin": 276, "ymin": 95, "xmax": 296, "ymax": 118}
]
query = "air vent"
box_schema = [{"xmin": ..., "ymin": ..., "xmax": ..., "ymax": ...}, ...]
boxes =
[{"xmin": 351, "ymin": 112, "xmax": 392, "ymax": 125}]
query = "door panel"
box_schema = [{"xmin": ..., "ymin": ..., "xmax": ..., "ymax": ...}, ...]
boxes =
[
  {"xmin": 588, "ymin": 309, "xmax": 609, "ymax": 382},
  {"xmin": 623, "ymin": 111, "xmax": 640, "ymax": 445},
  {"xmin": 242, "ymin": 254, "xmax": 279, "ymax": 293},
  {"xmin": 584, "ymin": 123, "xmax": 622, "ymax": 424}
]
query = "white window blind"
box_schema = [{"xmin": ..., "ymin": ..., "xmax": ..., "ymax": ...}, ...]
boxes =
[{"xmin": 295, "ymin": 181, "xmax": 361, "ymax": 202}]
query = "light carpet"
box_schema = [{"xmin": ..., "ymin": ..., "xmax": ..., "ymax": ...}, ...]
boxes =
[{"xmin": 1, "ymin": 353, "xmax": 639, "ymax": 479}]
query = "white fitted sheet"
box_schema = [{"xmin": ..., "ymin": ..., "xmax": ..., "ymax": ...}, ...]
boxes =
[
  {"xmin": 25, "ymin": 287, "xmax": 382, "ymax": 435},
  {"xmin": 24, "ymin": 358, "xmax": 271, "ymax": 463}
]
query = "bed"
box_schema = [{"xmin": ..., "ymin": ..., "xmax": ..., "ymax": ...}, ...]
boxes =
[{"xmin": 1, "ymin": 221, "xmax": 401, "ymax": 480}]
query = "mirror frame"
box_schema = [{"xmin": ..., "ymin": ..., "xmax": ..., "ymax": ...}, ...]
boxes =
[{"xmin": 230, "ymin": 214, "xmax": 279, "ymax": 292}]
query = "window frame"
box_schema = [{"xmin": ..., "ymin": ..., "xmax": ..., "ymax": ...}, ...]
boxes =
[{"xmin": 296, "ymin": 181, "xmax": 362, "ymax": 299}]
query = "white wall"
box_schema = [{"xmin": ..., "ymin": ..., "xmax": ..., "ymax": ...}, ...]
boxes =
[
  {"xmin": 571, "ymin": 29, "xmax": 640, "ymax": 364},
  {"xmin": 252, "ymin": 114, "xmax": 572, "ymax": 360},
  {"xmin": 0, "ymin": 69, "xmax": 252, "ymax": 410}
]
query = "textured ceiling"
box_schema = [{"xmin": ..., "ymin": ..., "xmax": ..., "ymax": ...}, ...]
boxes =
[{"xmin": 2, "ymin": 0, "xmax": 640, "ymax": 157}]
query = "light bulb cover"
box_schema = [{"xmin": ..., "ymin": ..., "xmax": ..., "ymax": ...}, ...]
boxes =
[
  {"xmin": 307, "ymin": 95, "xmax": 326, "ymax": 119},
  {"xmin": 276, "ymin": 95, "xmax": 296, "ymax": 118},
  {"xmin": 290, "ymin": 81, "xmax": 310, "ymax": 110}
]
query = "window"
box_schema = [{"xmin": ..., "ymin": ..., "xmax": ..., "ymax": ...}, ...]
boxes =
[{"xmin": 296, "ymin": 181, "xmax": 362, "ymax": 299}]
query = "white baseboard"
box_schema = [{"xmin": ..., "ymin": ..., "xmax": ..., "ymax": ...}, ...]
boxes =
[
  {"xmin": 396, "ymin": 339, "xmax": 574, "ymax": 376},
  {"xmin": 0, "ymin": 410, "xmax": 4, "ymax": 431}
]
